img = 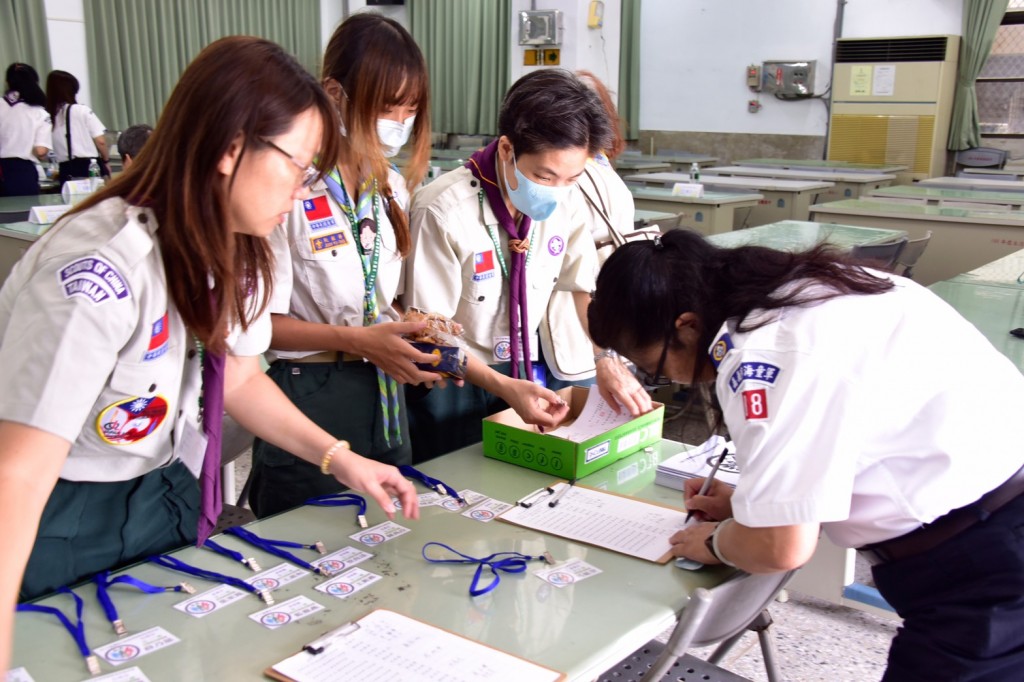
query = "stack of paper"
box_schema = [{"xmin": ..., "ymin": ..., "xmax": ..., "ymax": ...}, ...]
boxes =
[{"xmin": 655, "ymin": 435, "xmax": 740, "ymax": 491}]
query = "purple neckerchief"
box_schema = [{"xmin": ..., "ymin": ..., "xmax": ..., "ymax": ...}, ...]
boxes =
[
  {"xmin": 197, "ymin": 345, "xmax": 225, "ymax": 546},
  {"xmin": 467, "ymin": 141, "xmax": 533, "ymax": 380}
]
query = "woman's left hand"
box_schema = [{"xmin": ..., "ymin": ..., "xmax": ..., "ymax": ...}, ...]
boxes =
[{"xmin": 596, "ymin": 357, "xmax": 653, "ymax": 416}]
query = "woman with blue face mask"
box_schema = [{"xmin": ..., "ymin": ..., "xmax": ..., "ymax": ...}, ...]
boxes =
[
  {"xmin": 401, "ymin": 69, "xmax": 654, "ymax": 463},
  {"xmin": 246, "ymin": 14, "xmax": 440, "ymax": 517}
]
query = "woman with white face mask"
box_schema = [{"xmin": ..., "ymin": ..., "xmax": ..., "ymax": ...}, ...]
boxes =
[
  {"xmin": 401, "ymin": 69, "xmax": 653, "ymax": 463},
  {"xmin": 247, "ymin": 14, "xmax": 438, "ymax": 517}
]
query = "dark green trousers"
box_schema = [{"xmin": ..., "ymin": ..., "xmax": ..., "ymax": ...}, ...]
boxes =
[
  {"xmin": 21, "ymin": 460, "xmax": 199, "ymax": 601},
  {"xmin": 249, "ymin": 359, "xmax": 411, "ymax": 518}
]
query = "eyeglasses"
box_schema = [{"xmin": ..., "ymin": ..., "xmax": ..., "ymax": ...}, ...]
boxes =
[
  {"xmin": 258, "ymin": 137, "xmax": 319, "ymax": 189},
  {"xmin": 637, "ymin": 331, "xmax": 673, "ymax": 387}
]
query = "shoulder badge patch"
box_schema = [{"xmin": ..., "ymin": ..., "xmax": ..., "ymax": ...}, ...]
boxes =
[
  {"xmin": 708, "ymin": 332, "xmax": 733, "ymax": 369},
  {"xmin": 728, "ymin": 362, "xmax": 781, "ymax": 392},
  {"xmin": 143, "ymin": 312, "xmax": 170, "ymax": 361},
  {"xmin": 58, "ymin": 257, "xmax": 131, "ymax": 305}
]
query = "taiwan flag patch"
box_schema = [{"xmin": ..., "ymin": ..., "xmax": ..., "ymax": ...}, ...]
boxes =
[
  {"xmin": 144, "ymin": 312, "xmax": 169, "ymax": 361},
  {"xmin": 302, "ymin": 196, "xmax": 337, "ymax": 231},
  {"xmin": 473, "ymin": 251, "xmax": 495, "ymax": 281}
]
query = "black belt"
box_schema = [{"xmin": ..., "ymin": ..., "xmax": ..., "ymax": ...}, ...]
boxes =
[{"xmin": 859, "ymin": 462, "xmax": 1024, "ymax": 566}]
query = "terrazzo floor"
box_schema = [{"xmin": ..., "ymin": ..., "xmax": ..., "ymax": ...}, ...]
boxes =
[{"xmin": 226, "ymin": 400, "xmax": 901, "ymax": 681}]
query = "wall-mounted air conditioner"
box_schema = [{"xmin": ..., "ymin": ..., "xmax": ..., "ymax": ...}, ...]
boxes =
[{"xmin": 827, "ymin": 36, "xmax": 959, "ymax": 181}]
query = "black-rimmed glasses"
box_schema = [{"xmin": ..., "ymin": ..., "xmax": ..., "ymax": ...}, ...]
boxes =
[
  {"xmin": 637, "ymin": 331, "xmax": 673, "ymax": 387},
  {"xmin": 259, "ymin": 137, "xmax": 319, "ymax": 189}
]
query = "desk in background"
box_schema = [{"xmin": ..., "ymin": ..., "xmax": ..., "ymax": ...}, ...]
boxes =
[
  {"xmin": 628, "ymin": 186, "xmax": 762, "ymax": 235},
  {"xmin": 0, "ymin": 193, "xmax": 66, "ymax": 223},
  {"xmin": 960, "ymin": 168, "xmax": 1024, "ymax": 180},
  {"xmin": 918, "ymin": 176, "xmax": 1024, "ymax": 193},
  {"xmin": 734, "ymin": 158, "xmax": 909, "ymax": 175},
  {"xmin": 929, "ymin": 280, "xmax": 1024, "ymax": 372},
  {"xmin": 612, "ymin": 159, "xmax": 672, "ymax": 176},
  {"xmin": 703, "ymin": 166, "xmax": 895, "ymax": 201},
  {"xmin": 705, "ymin": 220, "xmax": 905, "ymax": 251},
  {"xmin": 625, "ymin": 173, "xmax": 833, "ymax": 227},
  {"xmin": 868, "ymin": 184, "xmax": 1024, "ymax": 210},
  {"xmin": 0, "ymin": 221, "xmax": 48, "ymax": 285},
  {"xmin": 634, "ymin": 208, "xmax": 682, "ymax": 231},
  {"xmin": 809, "ymin": 198, "xmax": 1024, "ymax": 286},
  {"xmin": 619, "ymin": 153, "xmax": 718, "ymax": 172},
  {"xmin": 11, "ymin": 441, "xmax": 728, "ymax": 682},
  {"xmin": 947, "ymin": 248, "xmax": 1024, "ymax": 290}
]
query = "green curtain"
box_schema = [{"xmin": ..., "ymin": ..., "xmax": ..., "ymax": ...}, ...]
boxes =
[
  {"xmin": 618, "ymin": 0, "xmax": 641, "ymax": 141},
  {"xmin": 409, "ymin": 0, "xmax": 510, "ymax": 136},
  {"xmin": 947, "ymin": 0, "xmax": 1009, "ymax": 150},
  {"xmin": 85, "ymin": 0, "xmax": 321, "ymax": 131},
  {"xmin": 0, "ymin": 0, "xmax": 51, "ymax": 79}
]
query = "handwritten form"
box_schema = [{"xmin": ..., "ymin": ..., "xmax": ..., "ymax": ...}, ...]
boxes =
[
  {"xmin": 269, "ymin": 609, "xmax": 562, "ymax": 682},
  {"xmin": 547, "ymin": 388, "xmax": 633, "ymax": 442},
  {"xmin": 499, "ymin": 485, "xmax": 687, "ymax": 563}
]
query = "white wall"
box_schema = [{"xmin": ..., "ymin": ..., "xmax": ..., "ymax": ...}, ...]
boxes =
[
  {"xmin": 44, "ymin": 0, "xmax": 91, "ymax": 107},
  {"xmin": 510, "ymin": 0, "xmax": 621, "ymax": 94},
  {"xmin": 638, "ymin": 0, "xmax": 963, "ymax": 136}
]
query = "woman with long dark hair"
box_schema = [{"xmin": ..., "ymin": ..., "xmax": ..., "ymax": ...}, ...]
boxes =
[
  {"xmin": 588, "ymin": 228, "xmax": 1024, "ymax": 681},
  {"xmin": 0, "ymin": 63, "xmax": 50, "ymax": 196},
  {"xmin": 0, "ymin": 36, "xmax": 418, "ymax": 672},
  {"xmin": 45, "ymin": 69, "xmax": 110, "ymax": 182}
]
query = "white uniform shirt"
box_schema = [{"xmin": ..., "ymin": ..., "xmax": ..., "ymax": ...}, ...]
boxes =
[
  {"xmin": 712, "ymin": 274, "xmax": 1024, "ymax": 547},
  {"xmin": 402, "ymin": 165, "xmax": 598, "ymax": 365},
  {"xmin": 265, "ymin": 168, "xmax": 408, "ymax": 362},
  {"xmin": 0, "ymin": 94, "xmax": 51, "ymax": 160},
  {"xmin": 0, "ymin": 197, "xmax": 270, "ymax": 482},
  {"xmin": 576, "ymin": 154, "xmax": 636, "ymax": 249},
  {"xmin": 51, "ymin": 103, "xmax": 105, "ymax": 162}
]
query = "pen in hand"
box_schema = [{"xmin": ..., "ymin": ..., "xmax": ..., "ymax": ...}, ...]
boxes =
[{"xmin": 685, "ymin": 447, "xmax": 729, "ymax": 523}]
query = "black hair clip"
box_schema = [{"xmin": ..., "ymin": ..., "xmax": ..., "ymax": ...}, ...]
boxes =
[{"xmin": 653, "ymin": 234, "xmax": 664, "ymax": 249}]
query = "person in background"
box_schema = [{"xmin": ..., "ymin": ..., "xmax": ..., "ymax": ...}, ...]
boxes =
[
  {"xmin": 0, "ymin": 63, "xmax": 51, "ymax": 196},
  {"xmin": 116, "ymin": 123, "xmax": 153, "ymax": 169},
  {"xmin": 46, "ymin": 69, "xmax": 110, "ymax": 182},
  {"xmin": 402, "ymin": 69, "xmax": 651, "ymax": 463},
  {"xmin": 0, "ymin": 36, "xmax": 419, "ymax": 673},
  {"xmin": 541, "ymin": 70, "xmax": 637, "ymax": 385},
  {"xmin": 588, "ymin": 228, "xmax": 1024, "ymax": 682}
]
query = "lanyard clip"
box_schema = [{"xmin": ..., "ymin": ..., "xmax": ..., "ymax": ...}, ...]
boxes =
[
  {"xmin": 242, "ymin": 558, "xmax": 262, "ymax": 572},
  {"xmin": 178, "ymin": 581, "xmax": 196, "ymax": 595},
  {"xmin": 86, "ymin": 654, "xmax": 101, "ymax": 676},
  {"xmin": 111, "ymin": 618, "xmax": 127, "ymax": 636},
  {"xmin": 258, "ymin": 589, "xmax": 275, "ymax": 605}
]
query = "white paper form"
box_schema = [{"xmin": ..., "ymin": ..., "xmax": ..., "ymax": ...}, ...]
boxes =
[
  {"xmin": 269, "ymin": 609, "xmax": 562, "ymax": 682},
  {"xmin": 546, "ymin": 387, "xmax": 633, "ymax": 443},
  {"xmin": 499, "ymin": 485, "xmax": 687, "ymax": 563}
]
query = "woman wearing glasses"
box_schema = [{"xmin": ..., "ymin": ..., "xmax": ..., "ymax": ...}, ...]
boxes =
[
  {"xmin": 0, "ymin": 36, "xmax": 419, "ymax": 669},
  {"xmin": 588, "ymin": 229, "xmax": 1024, "ymax": 681}
]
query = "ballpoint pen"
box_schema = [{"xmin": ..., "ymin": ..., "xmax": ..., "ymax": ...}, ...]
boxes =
[
  {"xmin": 548, "ymin": 480, "xmax": 575, "ymax": 508},
  {"xmin": 685, "ymin": 447, "xmax": 729, "ymax": 523}
]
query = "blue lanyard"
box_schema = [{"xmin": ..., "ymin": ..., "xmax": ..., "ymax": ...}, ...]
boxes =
[
  {"xmin": 93, "ymin": 571, "xmax": 194, "ymax": 635},
  {"xmin": 224, "ymin": 526, "xmax": 328, "ymax": 575},
  {"xmin": 203, "ymin": 538, "xmax": 262, "ymax": 572},
  {"xmin": 400, "ymin": 465, "xmax": 466, "ymax": 505},
  {"xmin": 16, "ymin": 587, "xmax": 101, "ymax": 676},
  {"xmin": 305, "ymin": 492, "xmax": 368, "ymax": 528},
  {"xmin": 421, "ymin": 542, "xmax": 553, "ymax": 597},
  {"xmin": 148, "ymin": 554, "xmax": 274, "ymax": 604}
]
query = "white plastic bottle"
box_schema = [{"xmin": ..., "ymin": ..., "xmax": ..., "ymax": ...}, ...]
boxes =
[
  {"xmin": 689, "ymin": 162, "xmax": 700, "ymax": 182},
  {"xmin": 88, "ymin": 158, "xmax": 101, "ymax": 178}
]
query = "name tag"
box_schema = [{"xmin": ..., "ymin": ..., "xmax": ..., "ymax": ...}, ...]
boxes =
[
  {"xmin": 178, "ymin": 420, "xmax": 209, "ymax": 479},
  {"xmin": 29, "ymin": 204, "xmax": 71, "ymax": 224},
  {"xmin": 492, "ymin": 333, "xmax": 539, "ymax": 363}
]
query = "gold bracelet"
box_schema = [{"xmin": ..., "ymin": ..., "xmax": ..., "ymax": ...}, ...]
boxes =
[{"xmin": 320, "ymin": 440, "xmax": 351, "ymax": 475}]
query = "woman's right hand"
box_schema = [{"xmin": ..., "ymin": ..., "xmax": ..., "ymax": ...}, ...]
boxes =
[
  {"xmin": 349, "ymin": 321, "xmax": 449, "ymax": 386},
  {"xmin": 326, "ymin": 445, "xmax": 420, "ymax": 521},
  {"xmin": 682, "ymin": 476, "xmax": 734, "ymax": 522}
]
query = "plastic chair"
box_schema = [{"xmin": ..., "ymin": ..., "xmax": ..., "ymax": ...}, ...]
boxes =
[
  {"xmin": 0, "ymin": 210, "xmax": 29, "ymax": 224},
  {"xmin": 894, "ymin": 230, "xmax": 932, "ymax": 279},
  {"xmin": 849, "ymin": 237, "xmax": 907, "ymax": 271},
  {"xmin": 599, "ymin": 569, "xmax": 796, "ymax": 682}
]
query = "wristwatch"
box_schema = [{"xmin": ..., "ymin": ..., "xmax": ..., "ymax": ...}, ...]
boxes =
[
  {"xmin": 704, "ymin": 525, "xmax": 722, "ymax": 562},
  {"xmin": 593, "ymin": 349, "xmax": 618, "ymax": 364}
]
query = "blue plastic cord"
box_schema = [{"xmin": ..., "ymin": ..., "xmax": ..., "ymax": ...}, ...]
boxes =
[
  {"xmin": 421, "ymin": 542, "xmax": 549, "ymax": 597},
  {"xmin": 224, "ymin": 526, "xmax": 324, "ymax": 573},
  {"xmin": 400, "ymin": 464, "xmax": 466, "ymax": 504},
  {"xmin": 93, "ymin": 571, "xmax": 191, "ymax": 633},
  {"xmin": 16, "ymin": 587, "xmax": 91, "ymax": 658},
  {"xmin": 148, "ymin": 554, "xmax": 272, "ymax": 602},
  {"xmin": 305, "ymin": 492, "xmax": 368, "ymax": 527}
]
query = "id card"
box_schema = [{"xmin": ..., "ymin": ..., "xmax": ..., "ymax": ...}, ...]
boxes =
[{"xmin": 176, "ymin": 420, "xmax": 207, "ymax": 479}]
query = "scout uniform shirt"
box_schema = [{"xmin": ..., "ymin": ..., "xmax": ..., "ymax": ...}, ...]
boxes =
[
  {"xmin": 0, "ymin": 93, "xmax": 51, "ymax": 161},
  {"xmin": 402, "ymin": 165, "xmax": 598, "ymax": 366},
  {"xmin": 0, "ymin": 197, "xmax": 269, "ymax": 482},
  {"xmin": 709, "ymin": 274, "xmax": 1024, "ymax": 548},
  {"xmin": 266, "ymin": 168, "xmax": 409, "ymax": 361}
]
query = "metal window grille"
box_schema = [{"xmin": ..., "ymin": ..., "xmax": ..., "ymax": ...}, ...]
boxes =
[{"xmin": 979, "ymin": 2, "xmax": 1024, "ymax": 134}]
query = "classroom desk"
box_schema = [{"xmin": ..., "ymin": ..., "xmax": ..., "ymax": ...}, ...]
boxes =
[
  {"xmin": 703, "ymin": 166, "xmax": 895, "ymax": 201},
  {"xmin": 868, "ymin": 184, "xmax": 1024, "ymax": 210},
  {"xmin": 705, "ymin": 220, "xmax": 906, "ymax": 251},
  {"xmin": 612, "ymin": 159, "xmax": 672, "ymax": 175},
  {"xmin": 809, "ymin": 198, "xmax": 1024, "ymax": 286},
  {"xmin": 960, "ymin": 168, "xmax": 1024, "ymax": 180},
  {"xmin": 734, "ymin": 158, "xmax": 909, "ymax": 174},
  {"xmin": 929, "ymin": 280, "xmax": 1024, "ymax": 372},
  {"xmin": 0, "ymin": 221, "xmax": 48, "ymax": 285},
  {"xmin": 625, "ymin": 172, "xmax": 833, "ymax": 227},
  {"xmin": 918, "ymin": 176, "xmax": 1024, "ymax": 193},
  {"xmin": 0, "ymin": 193, "xmax": 67, "ymax": 222},
  {"xmin": 619, "ymin": 153, "xmax": 718, "ymax": 171},
  {"xmin": 628, "ymin": 186, "xmax": 762, "ymax": 235},
  {"xmin": 10, "ymin": 441, "xmax": 729, "ymax": 682},
  {"xmin": 947, "ymin": 248, "xmax": 1024, "ymax": 290},
  {"xmin": 634, "ymin": 208, "xmax": 682, "ymax": 231}
]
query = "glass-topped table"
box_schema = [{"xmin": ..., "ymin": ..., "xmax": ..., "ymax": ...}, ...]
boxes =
[
  {"xmin": 706, "ymin": 219, "xmax": 905, "ymax": 251},
  {"xmin": 929, "ymin": 280, "xmax": 1024, "ymax": 372},
  {"xmin": 735, "ymin": 158, "xmax": 908, "ymax": 174},
  {"xmin": 947, "ymin": 248, "xmax": 1024, "ymax": 290},
  {"xmin": 869, "ymin": 184, "xmax": 1024, "ymax": 208}
]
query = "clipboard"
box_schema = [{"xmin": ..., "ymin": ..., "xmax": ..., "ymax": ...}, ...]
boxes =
[
  {"xmin": 265, "ymin": 608, "xmax": 565, "ymax": 682},
  {"xmin": 498, "ymin": 481, "xmax": 688, "ymax": 564}
]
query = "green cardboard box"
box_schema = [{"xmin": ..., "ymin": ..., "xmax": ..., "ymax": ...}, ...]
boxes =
[{"xmin": 482, "ymin": 386, "xmax": 664, "ymax": 478}]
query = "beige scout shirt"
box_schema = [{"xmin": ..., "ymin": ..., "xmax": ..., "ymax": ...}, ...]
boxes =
[
  {"xmin": 266, "ymin": 169, "xmax": 409, "ymax": 362},
  {"xmin": 402, "ymin": 164, "xmax": 598, "ymax": 366},
  {"xmin": 0, "ymin": 197, "xmax": 270, "ymax": 482}
]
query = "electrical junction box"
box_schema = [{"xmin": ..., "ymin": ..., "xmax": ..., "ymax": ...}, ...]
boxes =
[
  {"xmin": 519, "ymin": 10, "xmax": 563, "ymax": 46},
  {"xmin": 761, "ymin": 60, "xmax": 816, "ymax": 99}
]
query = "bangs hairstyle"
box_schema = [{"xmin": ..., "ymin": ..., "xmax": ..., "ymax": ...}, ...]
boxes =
[
  {"xmin": 64, "ymin": 36, "xmax": 342, "ymax": 353},
  {"xmin": 322, "ymin": 12, "xmax": 431, "ymax": 256},
  {"xmin": 498, "ymin": 69, "xmax": 613, "ymax": 157}
]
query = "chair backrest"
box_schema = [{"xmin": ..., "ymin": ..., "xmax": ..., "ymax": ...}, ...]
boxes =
[
  {"xmin": 648, "ymin": 569, "xmax": 795, "ymax": 682},
  {"xmin": 894, "ymin": 230, "xmax": 932, "ymax": 279},
  {"xmin": 955, "ymin": 146, "xmax": 1007, "ymax": 169},
  {"xmin": 849, "ymin": 238, "xmax": 907, "ymax": 271}
]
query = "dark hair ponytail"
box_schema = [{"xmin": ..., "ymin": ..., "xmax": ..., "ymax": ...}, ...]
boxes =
[{"xmin": 5, "ymin": 63, "xmax": 46, "ymax": 108}]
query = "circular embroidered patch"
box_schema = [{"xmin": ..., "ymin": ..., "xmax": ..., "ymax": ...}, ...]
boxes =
[{"xmin": 96, "ymin": 395, "xmax": 169, "ymax": 445}]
